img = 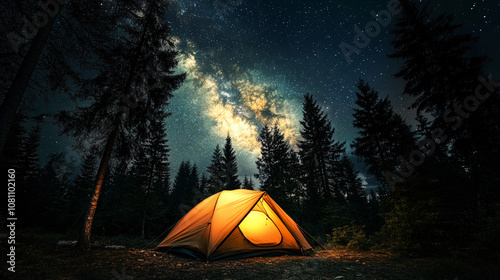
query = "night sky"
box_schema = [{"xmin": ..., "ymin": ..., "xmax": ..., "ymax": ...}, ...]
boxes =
[{"xmin": 39, "ymin": 0, "xmax": 500, "ymax": 186}]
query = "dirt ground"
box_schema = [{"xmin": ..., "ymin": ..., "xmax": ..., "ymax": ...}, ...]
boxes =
[{"xmin": 5, "ymin": 244, "xmax": 500, "ymax": 280}]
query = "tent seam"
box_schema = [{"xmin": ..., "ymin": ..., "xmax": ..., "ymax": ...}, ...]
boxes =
[
  {"xmin": 263, "ymin": 194, "xmax": 306, "ymax": 250},
  {"xmin": 208, "ymin": 191, "xmax": 266, "ymax": 259},
  {"xmin": 206, "ymin": 191, "xmax": 222, "ymax": 261}
]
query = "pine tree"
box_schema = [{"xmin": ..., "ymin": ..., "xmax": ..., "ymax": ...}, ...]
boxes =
[
  {"xmin": 141, "ymin": 118, "xmax": 170, "ymax": 200},
  {"xmin": 147, "ymin": 121, "xmax": 171, "ymax": 235},
  {"xmin": 222, "ymin": 135, "xmax": 241, "ymax": 190},
  {"xmin": 170, "ymin": 161, "xmax": 196, "ymax": 218},
  {"xmin": 67, "ymin": 153, "xmax": 97, "ymax": 232},
  {"xmin": 189, "ymin": 164, "xmax": 200, "ymax": 191},
  {"xmin": 17, "ymin": 122, "xmax": 42, "ymax": 225},
  {"xmin": 390, "ymin": 0, "xmax": 500, "ymax": 206},
  {"xmin": 415, "ymin": 112, "xmax": 432, "ymax": 139},
  {"xmin": 0, "ymin": 113, "xmax": 25, "ymax": 223},
  {"xmin": 351, "ymin": 80, "xmax": 470, "ymax": 253},
  {"xmin": 389, "ymin": 0, "xmax": 486, "ymax": 118},
  {"xmin": 366, "ymin": 190, "xmax": 383, "ymax": 233},
  {"xmin": 324, "ymin": 155, "xmax": 369, "ymax": 231},
  {"xmin": 207, "ymin": 144, "xmax": 225, "ymax": 193},
  {"xmin": 339, "ymin": 157, "xmax": 366, "ymax": 206},
  {"xmin": 94, "ymin": 160, "xmax": 128, "ymax": 236},
  {"xmin": 287, "ymin": 150, "xmax": 304, "ymax": 208},
  {"xmin": 199, "ymin": 173, "xmax": 209, "ymax": 194},
  {"xmin": 256, "ymin": 124, "xmax": 297, "ymax": 206},
  {"xmin": 0, "ymin": 113, "xmax": 26, "ymax": 171},
  {"xmin": 388, "ymin": 0, "xmax": 500, "ymax": 253},
  {"xmin": 38, "ymin": 153, "xmax": 72, "ymax": 230},
  {"xmin": 126, "ymin": 118, "xmax": 171, "ymax": 238},
  {"xmin": 242, "ymin": 175, "xmax": 255, "ymax": 190},
  {"xmin": 21, "ymin": 125, "xmax": 41, "ymax": 179},
  {"xmin": 57, "ymin": 0, "xmax": 185, "ymax": 250},
  {"xmin": 351, "ymin": 79, "xmax": 415, "ymax": 188},
  {"xmin": 298, "ymin": 94, "xmax": 345, "ymax": 232},
  {"xmin": 256, "ymin": 124, "xmax": 274, "ymax": 189}
]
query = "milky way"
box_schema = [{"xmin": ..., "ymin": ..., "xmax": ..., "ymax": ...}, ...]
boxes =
[
  {"xmin": 31, "ymin": 1, "xmax": 499, "ymax": 186},
  {"xmin": 167, "ymin": 37, "xmax": 302, "ymax": 177},
  {"xmin": 176, "ymin": 40, "xmax": 300, "ymax": 154},
  {"xmin": 164, "ymin": 0, "xmax": 500, "ymax": 182}
]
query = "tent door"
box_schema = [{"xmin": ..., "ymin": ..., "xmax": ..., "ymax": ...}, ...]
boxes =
[{"xmin": 238, "ymin": 210, "xmax": 282, "ymax": 246}]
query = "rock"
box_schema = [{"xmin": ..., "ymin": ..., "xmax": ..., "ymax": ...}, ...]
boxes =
[
  {"xmin": 105, "ymin": 245, "xmax": 126, "ymax": 249},
  {"xmin": 56, "ymin": 240, "xmax": 77, "ymax": 246},
  {"xmin": 355, "ymin": 272, "xmax": 363, "ymax": 277},
  {"xmin": 334, "ymin": 277, "xmax": 344, "ymax": 279}
]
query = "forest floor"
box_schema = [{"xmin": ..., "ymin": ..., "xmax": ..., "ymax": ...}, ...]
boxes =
[{"xmin": 5, "ymin": 240, "xmax": 500, "ymax": 280}]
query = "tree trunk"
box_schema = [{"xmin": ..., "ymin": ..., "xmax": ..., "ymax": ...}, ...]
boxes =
[
  {"xmin": 78, "ymin": 118, "xmax": 120, "ymax": 251},
  {"xmin": 77, "ymin": 9, "xmax": 151, "ymax": 251},
  {"xmin": 0, "ymin": 3, "xmax": 64, "ymax": 155}
]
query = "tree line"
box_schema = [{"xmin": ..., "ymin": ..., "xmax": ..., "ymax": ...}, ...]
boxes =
[{"xmin": 1, "ymin": 0, "xmax": 499, "ymax": 258}]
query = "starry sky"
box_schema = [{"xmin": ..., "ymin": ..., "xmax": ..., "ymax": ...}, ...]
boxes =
[{"xmin": 38, "ymin": 0, "xmax": 500, "ymax": 186}]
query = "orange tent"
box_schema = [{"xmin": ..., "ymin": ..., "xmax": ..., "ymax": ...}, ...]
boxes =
[{"xmin": 157, "ymin": 189, "xmax": 313, "ymax": 261}]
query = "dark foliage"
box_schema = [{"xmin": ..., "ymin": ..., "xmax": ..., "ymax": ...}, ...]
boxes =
[
  {"xmin": 298, "ymin": 93, "xmax": 346, "ymax": 233},
  {"xmin": 256, "ymin": 124, "xmax": 301, "ymax": 216},
  {"xmin": 222, "ymin": 135, "xmax": 241, "ymax": 190}
]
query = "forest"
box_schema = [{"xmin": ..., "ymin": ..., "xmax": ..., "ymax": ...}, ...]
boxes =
[{"xmin": 1, "ymin": 0, "xmax": 499, "ymax": 279}]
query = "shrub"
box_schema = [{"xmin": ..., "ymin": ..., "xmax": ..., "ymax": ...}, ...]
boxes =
[
  {"xmin": 378, "ymin": 198, "xmax": 443, "ymax": 255},
  {"xmin": 331, "ymin": 222, "xmax": 368, "ymax": 250}
]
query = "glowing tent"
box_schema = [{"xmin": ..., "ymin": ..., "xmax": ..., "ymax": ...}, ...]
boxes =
[{"xmin": 157, "ymin": 189, "xmax": 313, "ymax": 261}]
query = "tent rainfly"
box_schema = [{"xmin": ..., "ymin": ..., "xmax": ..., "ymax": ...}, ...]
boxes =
[{"xmin": 157, "ymin": 189, "xmax": 313, "ymax": 261}]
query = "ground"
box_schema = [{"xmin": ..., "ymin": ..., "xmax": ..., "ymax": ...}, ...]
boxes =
[{"xmin": 4, "ymin": 242, "xmax": 500, "ymax": 280}]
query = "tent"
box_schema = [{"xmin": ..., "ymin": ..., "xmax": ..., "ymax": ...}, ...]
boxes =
[{"xmin": 157, "ymin": 189, "xmax": 313, "ymax": 261}]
